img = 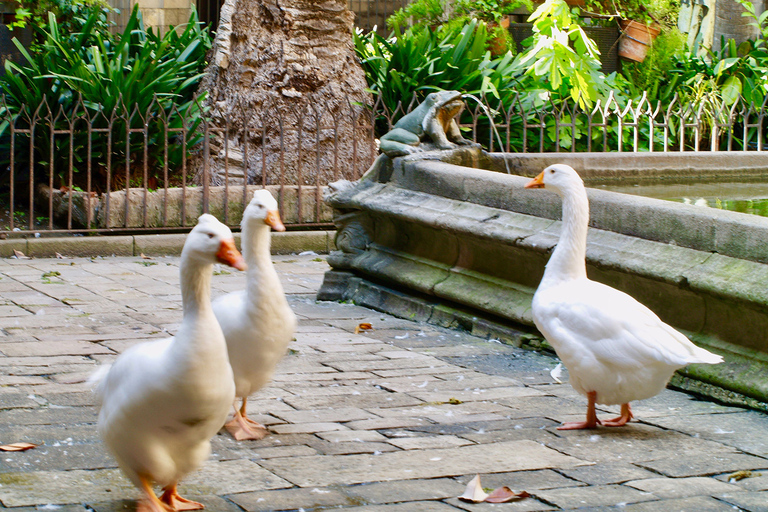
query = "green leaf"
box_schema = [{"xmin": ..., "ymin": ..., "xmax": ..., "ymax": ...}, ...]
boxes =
[{"xmin": 722, "ymin": 75, "xmax": 742, "ymax": 105}]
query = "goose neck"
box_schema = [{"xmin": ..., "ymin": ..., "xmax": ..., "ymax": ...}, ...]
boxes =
[
  {"xmin": 180, "ymin": 258, "xmax": 214, "ymax": 318},
  {"xmin": 540, "ymin": 185, "xmax": 589, "ymax": 289},
  {"xmin": 242, "ymin": 221, "xmax": 283, "ymax": 297},
  {"xmin": 243, "ymin": 220, "xmax": 273, "ymax": 267}
]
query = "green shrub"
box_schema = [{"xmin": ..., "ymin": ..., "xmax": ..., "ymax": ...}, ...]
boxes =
[
  {"xmin": 354, "ymin": 20, "xmax": 523, "ymax": 119},
  {"xmin": 10, "ymin": 0, "xmax": 114, "ymax": 46},
  {"xmin": 622, "ymin": 28, "xmax": 686, "ymax": 103},
  {"xmin": 386, "ymin": 0, "xmax": 445, "ymax": 31},
  {"xmin": 357, "ymin": 0, "xmax": 633, "ymax": 151},
  {"xmin": 0, "ymin": 5, "xmax": 211, "ymax": 191}
]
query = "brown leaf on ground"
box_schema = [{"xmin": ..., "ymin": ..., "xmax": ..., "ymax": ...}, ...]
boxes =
[
  {"xmin": 354, "ymin": 322, "xmax": 373, "ymax": 334},
  {"xmin": 140, "ymin": 253, "xmax": 153, "ymax": 260},
  {"xmin": 13, "ymin": 250, "xmax": 31, "ymax": 260},
  {"xmin": 55, "ymin": 252, "xmax": 67, "ymax": 259},
  {"xmin": 422, "ymin": 398, "xmax": 464, "ymax": 406},
  {"xmin": 485, "ymin": 487, "xmax": 530, "ymax": 503},
  {"xmin": 728, "ymin": 470, "xmax": 761, "ymax": 481},
  {"xmin": 458, "ymin": 474, "xmax": 488, "ymax": 503},
  {"xmin": 459, "ymin": 475, "xmax": 530, "ymax": 504},
  {"xmin": 0, "ymin": 442, "xmax": 39, "ymax": 452}
]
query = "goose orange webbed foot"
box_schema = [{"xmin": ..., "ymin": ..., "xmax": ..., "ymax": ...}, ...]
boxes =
[
  {"xmin": 557, "ymin": 419, "xmax": 602, "ymax": 430},
  {"xmin": 601, "ymin": 403, "xmax": 634, "ymax": 427},
  {"xmin": 136, "ymin": 500, "xmax": 174, "ymax": 512},
  {"xmin": 557, "ymin": 391, "xmax": 602, "ymax": 430},
  {"xmin": 225, "ymin": 411, "xmax": 268, "ymax": 441},
  {"xmin": 160, "ymin": 484, "xmax": 204, "ymax": 511},
  {"xmin": 137, "ymin": 476, "xmax": 174, "ymax": 512}
]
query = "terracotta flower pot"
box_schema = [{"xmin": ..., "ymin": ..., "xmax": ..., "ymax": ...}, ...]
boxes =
[
  {"xmin": 618, "ymin": 19, "xmax": 661, "ymax": 62},
  {"xmin": 486, "ymin": 16, "xmax": 511, "ymax": 57}
]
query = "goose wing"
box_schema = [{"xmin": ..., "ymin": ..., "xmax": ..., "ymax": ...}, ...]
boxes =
[{"xmin": 534, "ymin": 279, "xmax": 721, "ymax": 368}]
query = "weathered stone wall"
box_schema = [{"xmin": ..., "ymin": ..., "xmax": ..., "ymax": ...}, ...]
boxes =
[
  {"xmin": 133, "ymin": 0, "xmax": 192, "ymax": 35},
  {"xmin": 42, "ymin": 184, "xmax": 332, "ymax": 229}
]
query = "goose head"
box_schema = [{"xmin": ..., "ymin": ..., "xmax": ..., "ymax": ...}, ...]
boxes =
[
  {"xmin": 524, "ymin": 164, "xmax": 584, "ymax": 197},
  {"xmin": 184, "ymin": 214, "xmax": 247, "ymax": 271},
  {"xmin": 242, "ymin": 190, "xmax": 285, "ymax": 232}
]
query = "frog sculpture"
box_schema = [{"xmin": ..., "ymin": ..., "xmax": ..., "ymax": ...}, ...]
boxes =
[
  {"xmin": 327, "ymin": 91, "xmax": 476, "ymax": 260},
  {"xmin": 379, "ymin": 90, "xmax": 472, "ymax": 157}
]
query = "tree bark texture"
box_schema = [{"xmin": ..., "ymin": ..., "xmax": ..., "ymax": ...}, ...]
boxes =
[
  {"xmin": 713, "ymin": 0, "xmax": 762, "ymax": 51},
  {"xmin": 195, "ymin": 0, "xmax": 375, "ymax": 187}
]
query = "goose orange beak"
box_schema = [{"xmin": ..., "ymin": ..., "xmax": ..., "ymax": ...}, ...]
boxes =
[
  {"xmin": 265, "ymin": 210, "xmax": 286, "ymax": 232},
  {"xmin": 217, "ymin": 238, "xmax": 247, "ymax": 271},
  {"xmin": 525, "ymin": 172, "xmax": 545, "ymax": 189}
]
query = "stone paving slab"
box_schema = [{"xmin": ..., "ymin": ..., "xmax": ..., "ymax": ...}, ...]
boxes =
[{"xmin": 0, "ymin": 253, "xmax": 767, "ymax": 511}]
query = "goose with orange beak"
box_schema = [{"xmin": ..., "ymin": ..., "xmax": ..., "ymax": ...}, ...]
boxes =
[
  {"xmin": 213, "ymin": 190, "xmax": 297, "ymax": 440},
  {"xmin": 525, "ymin": 164, "xmax": 722, "ymax": 429},
  {"xmin": 91, "ymin": 214, "xmax": 245, "ymax": 511}
]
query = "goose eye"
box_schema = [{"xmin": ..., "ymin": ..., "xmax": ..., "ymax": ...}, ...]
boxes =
[
  {"xmin": 207, "ymin": 233, "xmax": 215, "ymax": 239},
  {"xmin": 549, "ymin": 169, "xmax": 556, "ymax": 174}
]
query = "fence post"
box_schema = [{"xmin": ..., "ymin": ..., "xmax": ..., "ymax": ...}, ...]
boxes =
[{"xmin": 203, "ymin": 118, "xmax": 210, "ymax": 214}]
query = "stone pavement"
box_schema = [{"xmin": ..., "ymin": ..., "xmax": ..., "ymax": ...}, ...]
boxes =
[{"xmin": 0, "ymin": 252, "xmax": 767, "ymax": 511}]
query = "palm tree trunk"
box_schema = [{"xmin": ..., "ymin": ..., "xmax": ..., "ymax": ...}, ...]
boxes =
[{"xmin": 194, "ymin": 0, "xmax": 374, "ymax": 186}]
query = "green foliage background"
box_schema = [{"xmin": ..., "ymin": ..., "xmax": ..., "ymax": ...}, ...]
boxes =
[{"xmin": 0, "ymin": 3, "xmax": 212, "ymax": 191}]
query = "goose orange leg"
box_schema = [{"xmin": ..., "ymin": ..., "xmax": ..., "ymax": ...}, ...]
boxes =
[
  {"xmin": 136, "ymin": 475, "xmax": 173, "ymax": 512},
  {"xmin": 160, "ymin": 482, "xmax": 204, "ymax": 510},
  {"xmin": 224, "ymin": 398, "xmax": 268, "ymax": 441},
  {"xmin": 557, "ymin": 391, "xmax": 602, "ymax": 430},
  {"xmin": 602, "ymin": 403, "xmax": 634, "ymax": 427}
]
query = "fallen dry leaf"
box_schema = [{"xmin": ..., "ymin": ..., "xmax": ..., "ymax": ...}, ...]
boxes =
[
  {"xmin": 485, "ymin": 487, "xmax": 530, "ymax": 503},
  {"xmin": 728, "ymin": 470, "xmax": 761, "ymax": 482},
  {"xmin": 13, "ymin": 249, "xmax": 31, "ymax": 260},
  {"xmin": 140, "ymin": 253, "xmax": 153, "ymax": 260},
  {"xmin": 55, "ymin": 252, "xmax": 67, "ymax": 259},
  {"xmin": 354, "ymin": 322, "xmax": 373, "ymax": 334},
  {"xmin": 422, "ymin": 398, "xmax": 464, "ymax": 406},
  {"xmin": 0, "ymin": 442, "xmax": 38, "ymax": 452},
  {"xmin": 458, "ymin": 474, "xmax": 530, "ymax": 504},
  {"xmin": 458, "ymin": 474, "xmax": 488, "ymax": 503}
]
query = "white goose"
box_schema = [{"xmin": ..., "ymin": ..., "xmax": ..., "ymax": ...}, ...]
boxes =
[
  {"xmin": 525, "ymin": 164, "xmax": 723, "ymax": 430},
  {"xmin": 213, "ymin": 190, "xmax": 297, "ymax": 440},
  {"xmin": 92, "ymin": 214, "xmax": 246, "ymax": 511}
]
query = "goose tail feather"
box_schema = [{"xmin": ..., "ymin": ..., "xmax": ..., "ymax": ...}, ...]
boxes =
[{"xmin": 87, "ymin": 363, "xmax": 112, "ymax": 400}]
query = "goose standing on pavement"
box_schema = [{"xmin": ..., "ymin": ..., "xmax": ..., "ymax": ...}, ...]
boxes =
[
  {"xmin": 91, "ymin": 214, "xmax": 246, "ymax": 511},
  {"xmin": 525, "ymin": 164, "xmax": 723, "ymax": 430},
  {"xmin": 213, "ymin": 190, "xmax": 297, "ymax": 440}
]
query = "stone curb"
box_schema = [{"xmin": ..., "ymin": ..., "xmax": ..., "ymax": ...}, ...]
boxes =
[{"xmin": 0, "ymin": 231, "xmax": 336, "ymax": 258}]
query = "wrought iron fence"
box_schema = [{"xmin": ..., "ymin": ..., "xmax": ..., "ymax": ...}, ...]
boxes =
[
  {"xmin": 0, "ymin": 96, "xmax": 377, "ymax": 235},
  {"xmin": 2, "ymin": 92, "xmax": 767, "ymax": 236},
  {"xmin": 454, "ymin": 92, "xmax": 768, "ymax": 153}
]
